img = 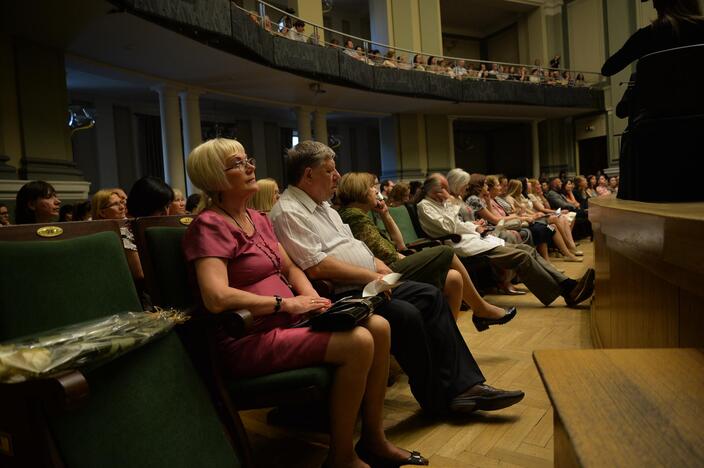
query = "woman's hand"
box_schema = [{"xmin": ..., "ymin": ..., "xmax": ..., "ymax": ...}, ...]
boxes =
[
  {"xmin": 281, "ymin": 296, "xmax": 331, "ymax": 315},
  {"xmin": 372, "ymin": 199, "xmax": 389, "ymax": 215}
]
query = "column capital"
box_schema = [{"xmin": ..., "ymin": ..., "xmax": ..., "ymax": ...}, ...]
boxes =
[
  {"xmin": 178, "ymin": 88, "xmax": 205, "ymax": 99},
  {"xmin": 150, "ymin": 84, "xmax": 183, "ymax": 96}
]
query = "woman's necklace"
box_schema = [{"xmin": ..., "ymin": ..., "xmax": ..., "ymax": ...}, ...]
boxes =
[
  {"xmin": 217, "ymin": 204, "xmax": 253, "ymax": 233},
  {"xmin": 216, "ymin": 204, "xmax": 293, "ymax": 289}
]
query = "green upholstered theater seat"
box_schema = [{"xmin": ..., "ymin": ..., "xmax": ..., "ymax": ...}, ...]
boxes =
[
  {"xmin": 0, "ymin": 230, "xmax": 240, "ymax": 468},
  {"xmin": 133, "ymin": 216, "xmax": 332, "ymax": 465},
  {"xmin": 387, "ymin": 205, "xmax": 422, "ymax": 244}
]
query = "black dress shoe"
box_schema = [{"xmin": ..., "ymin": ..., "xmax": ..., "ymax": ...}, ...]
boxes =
[
  {"xmin": 565, "ymin": 268, "xmax": 595, "ymax": 306},
  {"xmin": 449, "ymin": 383, "xmax": 525, "ymax": 414},
  {"xmin": 472, "ymin": 307, "xmax": 518, "ymax": 332},
  {"xmin": 355, "ymin": 441, "xmax": 429, "ymax": 467}
]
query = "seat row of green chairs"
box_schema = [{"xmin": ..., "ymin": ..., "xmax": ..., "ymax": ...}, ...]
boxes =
[{"xmin": 0, "ymin": 216, "xmax": 333, "ymax": 467}]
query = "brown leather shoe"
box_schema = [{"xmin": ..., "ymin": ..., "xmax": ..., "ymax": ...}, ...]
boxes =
[
  {"xmin": 449, "ymin": 383, "xmax": 525, "ymax": 414},
  {"xmin": 565, "ymin": 268, "xmax": 595, "ymax": 306}
]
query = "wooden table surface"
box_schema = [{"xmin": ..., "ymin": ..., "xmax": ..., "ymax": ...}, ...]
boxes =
[{"xmin": 534, "ymin": 348, "xmax": 704, "ymax": 467}]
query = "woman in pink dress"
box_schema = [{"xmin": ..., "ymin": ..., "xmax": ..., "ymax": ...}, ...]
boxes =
[{"xmin": 183, "ymin": 138, "xmax": 427, "ymax": 468}]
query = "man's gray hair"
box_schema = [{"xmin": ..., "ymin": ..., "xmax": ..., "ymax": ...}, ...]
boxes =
[
  {"xmin": 446, "ymin": 168, "xmax": 470, "ymax": 196},
  {"xmin": 416, "ymin": 173, "xmax": 443, "ymax": 202},
  {"xmin": 286, "ymin": 140, "xmax": 336, "ymax": 185}
]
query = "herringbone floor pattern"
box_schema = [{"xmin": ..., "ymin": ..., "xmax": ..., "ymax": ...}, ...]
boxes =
[{"xmin": 241, "ymin": 242, "xmax": 594, "ymax": 467}]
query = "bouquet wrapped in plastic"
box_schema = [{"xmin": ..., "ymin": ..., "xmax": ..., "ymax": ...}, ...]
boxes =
[{"xmin": 0, "ymin": 309, "xmax": 188, "ymax": 383}]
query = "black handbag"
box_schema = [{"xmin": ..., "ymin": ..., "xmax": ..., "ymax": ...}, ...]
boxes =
[{"xmin": 294, "ymin": 295, "xmax": 386, "ymax": 332}]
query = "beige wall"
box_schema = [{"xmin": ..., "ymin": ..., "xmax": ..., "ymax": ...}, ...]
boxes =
[
  {"xmin": 526, "ymin": 6, "xmax": 548, "ymax": 66},
  {"xmin": 425, "ymin": 115, "xmax": 453, "ymax": 171},
  {"xmin": 0, "ymin": 34, "xmax": 22, "ymax": 171},
  {"xmin": 567, "ymin": 0, "xmax": 605, "ymax": 78},
  {"xmin": 390, "ymin": 0, "xmax": 421, "ymax": 51},
  {"xmin": 442, "ymin": 35, "xmax": 481, "ymax": 61},
  {"xmin": 369, "ymin": 0, "xmax": 442, "ymax": 56},
  {"xmin": 417, "ymin": 0, "xmax": 443, "ymax": 57},
  {"xmin": 287, "ymin": 0, "xmax": 324, "ymax": 36},
  {"xmin": 487, "ymin": 26, "xmax": 519, "ymax": 64},
  {"xmin": 14, "ymin": 41, "xmax": 73, "ymax": 163},
  {"xmin": 398, "ymin": 114, "xmax": 427, "ymax": 176}
]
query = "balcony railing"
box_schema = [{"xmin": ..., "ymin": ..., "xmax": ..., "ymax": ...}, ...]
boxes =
[{"xmin": 237, "ymin": 0, "xmax": 604, "ymax": 88}]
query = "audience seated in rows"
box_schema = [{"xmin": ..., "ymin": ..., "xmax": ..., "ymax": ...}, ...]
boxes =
[
  {"xmin": 244, "ymin": 5, "xmax": 591, "ymax": 88},
  {"xmin": 183, "ymin": 138, "xmax": 431, "ymax": 468},
  {"xmin": 504, "ymin": 179, "xmax": 583, "ymax": 262},
  {"xmin": 269, "ymin": 140, "xmax": 525, "ymax": 419},
  {"xmin": 335, "ymin": 171, "xmax": 515, "ymax": 325},
  {"xmin": 416, "ymin": 174, "xmax": 595, "ymax": 308}
]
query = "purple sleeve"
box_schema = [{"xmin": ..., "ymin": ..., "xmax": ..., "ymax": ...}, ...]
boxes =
[{"xmin": 182, "ymin": 211, "xmax": 237, "ymax": 262}]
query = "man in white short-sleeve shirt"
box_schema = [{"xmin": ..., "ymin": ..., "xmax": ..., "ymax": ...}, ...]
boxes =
[{"xmin": 270, "ymin": 140, "xmax": 524, "ymax": 417}]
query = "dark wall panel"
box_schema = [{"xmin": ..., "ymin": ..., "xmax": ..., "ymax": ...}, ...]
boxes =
[{"xmin": 133, "ymin": 0, "xmax": 232, "ymax": 35}]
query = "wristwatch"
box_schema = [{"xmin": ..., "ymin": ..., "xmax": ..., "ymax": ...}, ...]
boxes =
[{"xmin": 273, "ymin": 295, "xmax": 283, "ymax": 313}]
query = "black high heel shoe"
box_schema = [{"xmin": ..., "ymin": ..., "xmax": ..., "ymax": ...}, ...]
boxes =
[
  {"xmin": 355, "ymin": 441, "xmax": 429, "ymax": 467},
  {"xmin": 472, "ymin": 307, "xmax": 517, "ymax": 332}
]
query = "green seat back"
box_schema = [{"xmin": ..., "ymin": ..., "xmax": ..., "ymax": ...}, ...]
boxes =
[
  {"xmin": 0, "ymin": 231, "xmax": 140, "ymax": 339},
  {"xmin": 0, "ymin": 231, "xmax": 240, "ymax": 467},
  {"xmin": 142, "ymin": 221, "xmax": 333, "ymax": 407},
  {"xmin": 144, "ymin": 226, "xmax": 192, "ymax": 309},
  {"xmin": 388, "ymin": 205, "xmax": 421, "ymax": 244}
]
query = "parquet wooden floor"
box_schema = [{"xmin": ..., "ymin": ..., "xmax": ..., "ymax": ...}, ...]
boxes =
[{"xmin": 241, "ymin": 242, "xmax": 594, "ymax": 467}]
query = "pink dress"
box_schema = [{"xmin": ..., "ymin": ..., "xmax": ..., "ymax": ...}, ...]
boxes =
[{"xmin": 182, "ymin": 209, "xmax": 331, "ymax": 378}]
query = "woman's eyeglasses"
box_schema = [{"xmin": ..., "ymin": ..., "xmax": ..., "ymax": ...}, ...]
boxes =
[{"xmin": 224, "ymin": 156, "xmax": 256, "ymax": 172}]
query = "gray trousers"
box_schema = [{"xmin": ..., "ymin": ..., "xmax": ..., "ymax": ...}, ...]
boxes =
[{"xmin": 477, "ymin": 244, "xmax": 568, "ymax": 305}]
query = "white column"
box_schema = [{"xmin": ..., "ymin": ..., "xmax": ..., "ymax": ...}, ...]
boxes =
[
  {"xmin": 531, "ymin": 120, "xmax": 541, "ymax": 178},
  {"xmin": 153, "ymin": 85, "xmax": 185, "ymax": 191},
  {"xmin": 296, "ymin": 107, "xmax": 312, "ymax": 142},
  {"xmin": 179, "ymin": 89, "xmax": 203, "ymax": 195},
  {"xmin": 313, "ymin": 109, "xmax": 328, "ymax": 145}
]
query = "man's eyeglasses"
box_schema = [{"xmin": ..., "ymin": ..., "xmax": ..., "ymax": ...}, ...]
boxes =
[{"xmin": 224, "ymin": 156, "xmax": 256, "ymax": 172}]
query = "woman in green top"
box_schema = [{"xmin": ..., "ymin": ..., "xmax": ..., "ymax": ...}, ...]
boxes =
[{"xmin": 337, "ymin": 172, "xmax": 515, "ymax": 330}]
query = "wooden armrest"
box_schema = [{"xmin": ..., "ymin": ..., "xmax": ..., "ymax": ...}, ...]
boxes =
[
  {"xmin": 311, "ymin": 279, "xmax": 335, "ymax": 299},
  {"xmin": 0, "ymin": 370, "xmax": 89, "ymax": 414},
  {"xmin": 436, "ymin": 233, "xmax": 462, "ymax": 243},
  {"xmin": 405, "ymin": 238, "xmax": 441, "ymax": 250},
  {"xmin": 217, "ymin": 309, "xmax": 253, "ymax": 339}
]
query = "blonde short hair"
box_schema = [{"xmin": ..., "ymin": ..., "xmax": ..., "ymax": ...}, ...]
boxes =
[
  {"xmin": 186, "ymin": 138, "xmax": 245, "ymax": 212},
  {"xmin": 172, "ymin": 188, "xmax": 184, "ymax": 201},
  {"xmin": 337, "ymin": 172, "xmax": 375, "ymax": 206},
  {"xmin": 91, "ymin": 189, "xmax": 120, "ymax": 220},
  {"xmin": 248, "ymin": 178, "xmax": 279, "ymax": 212}
]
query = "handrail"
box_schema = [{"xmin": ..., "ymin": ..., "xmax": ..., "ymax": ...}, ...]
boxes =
[{"xmin": 236, "ymin": 0, "xmax": 604, "ymax": 82}]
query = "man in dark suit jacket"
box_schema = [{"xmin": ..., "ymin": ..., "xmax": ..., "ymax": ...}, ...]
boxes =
[{"xmin": 546, "ymin": 177, "xmax": 577, "ymax": 211}]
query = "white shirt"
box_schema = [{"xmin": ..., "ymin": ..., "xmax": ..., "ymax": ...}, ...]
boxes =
[
  {"xmin": 270, "ymin": 186, "xmax": 377, "ymax": 293},
  {"xmin": 417, "ymin": 197, "xmax": 504, "ymax": 257},
  {"xmin": 287, "ymin": 28, "xmax": 307, "ymax": 42}
]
